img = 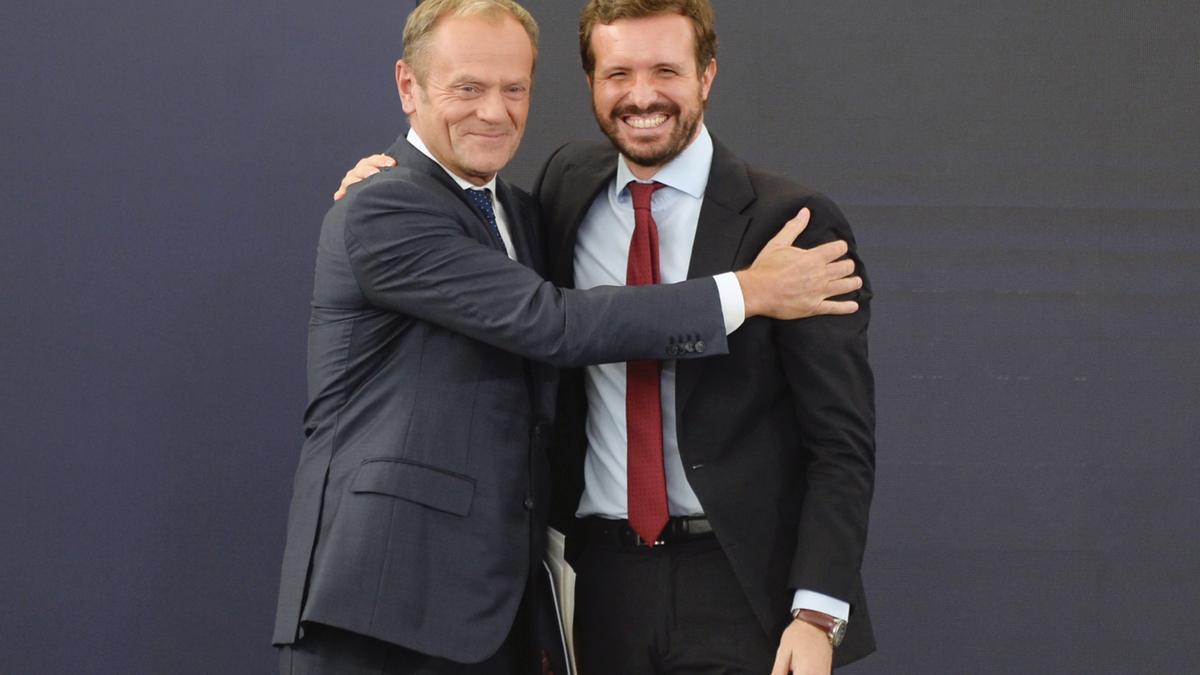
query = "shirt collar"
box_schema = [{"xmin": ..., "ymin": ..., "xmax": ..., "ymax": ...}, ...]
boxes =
[
  {"xmin": 406, "ymin": 128, "xmax": 499, "ymax": 194},
  {"xmin": 615, "ymin": 124, "xmax": 712, "ymax": 200}
]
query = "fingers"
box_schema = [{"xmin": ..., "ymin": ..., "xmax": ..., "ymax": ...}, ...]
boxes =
[
  {"xmin": 766, "ymin": 208, "xmax": 811, "ymax": 249},
  {"xmin": 817, "ymin": 299, "xmax": 859, "ymax": 316},
  {"xmin": 367, "ymin": 153, "xmax": 396, "ymax": 169},
  {"xmin": 825, "ymin": 275, "xmax": 863, "ymax": 297},
  {"xmin": 810, "ymin": 239, "xmax": 849, "ymax": 262},
  {"xmin": 334, "ymin": 155, "xmax": 395, "ymax": 201},
  {"xmin": 825, "ymin": 258, "xmax": 856, "ymax": 280},
  {"xmin": 352, "ymin": 157, "xmax": 384, "ymax": 179}
]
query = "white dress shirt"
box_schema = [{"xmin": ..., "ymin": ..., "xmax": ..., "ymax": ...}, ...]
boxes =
[{"xmin": 571, "ymin": 126, "xmax": 849, "ymax": 622}]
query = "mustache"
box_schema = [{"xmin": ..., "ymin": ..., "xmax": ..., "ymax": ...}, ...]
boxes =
[{"xmin": 611, "ymin": 102, "xmax": 680, "ymax": 118}]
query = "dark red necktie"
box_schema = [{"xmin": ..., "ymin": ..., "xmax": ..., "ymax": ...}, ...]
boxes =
[{"xmin": 625, "ymin": 181, "xmax": 668, "ymax": 545}]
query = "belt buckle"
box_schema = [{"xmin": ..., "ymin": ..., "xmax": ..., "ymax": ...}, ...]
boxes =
[{"xmin": 633, "ymin": 533, "xmax": 665, "ymax": 548}]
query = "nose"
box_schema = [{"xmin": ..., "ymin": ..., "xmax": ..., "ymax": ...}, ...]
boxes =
[
  {"xmin": 475, "ymin": 88, "xmax": 506, "ymax": 123},
  {"xmin": 626, "ymin": 73, "xmax": 658, "ymax": 110}
]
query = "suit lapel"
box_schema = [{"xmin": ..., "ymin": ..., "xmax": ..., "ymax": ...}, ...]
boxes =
[
  {"xmin": 677, "ymin": 138, "xmax": 757, "ymax": 416},
  {"xmin": 495, "ymin": 179, "xmax": 539, "ymax": 269},
  {"xmin": 551, "ymin": 152, "xmax": 617, "ymax": 288},
  {"xmin": 387, "ymin": 136, "xmax": 507, "ymax": 253}
]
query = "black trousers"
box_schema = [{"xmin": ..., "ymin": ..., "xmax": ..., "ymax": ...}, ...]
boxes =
[
  {"xmin": 278, "ymin": 621, "xmax": 525, "ymax": 675},
  {"xmin": 572, "ymin": 530, "xmax": 776, "ymax": 675}
]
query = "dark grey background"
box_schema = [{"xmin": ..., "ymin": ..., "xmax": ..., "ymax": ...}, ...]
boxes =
[{"xmin": 2, "ymin": 1, "xmax": 1197, "ymax": 673}]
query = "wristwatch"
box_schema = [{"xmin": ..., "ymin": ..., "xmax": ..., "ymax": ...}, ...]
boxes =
[{"xmin": 792, "ymin": 609, "xmax": 847, "ymax": 647}]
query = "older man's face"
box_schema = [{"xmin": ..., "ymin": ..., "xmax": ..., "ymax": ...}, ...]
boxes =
[
  {"xmin": 587, "ymin": 12, "xmax": 715, "ymax": 175},
  {"xmin": 397, "ymin": 14, "xmax": 534, "ymax": 185}
]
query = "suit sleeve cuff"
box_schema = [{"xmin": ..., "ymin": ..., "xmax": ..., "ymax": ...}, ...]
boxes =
[
  {"xmin": 713, "ymin": 272, "xmax": 746, "ymax": 335},
  {"xmin": 791, "ymin": 590, "xmax": 850, "ymax": 622}
]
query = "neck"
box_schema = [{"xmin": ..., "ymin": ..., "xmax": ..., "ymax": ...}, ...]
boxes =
[{"xmin": 626, "ymin": 162, "xmax": 660, "ymax": 182}]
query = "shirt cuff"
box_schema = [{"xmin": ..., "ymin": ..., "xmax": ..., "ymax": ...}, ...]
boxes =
[
  {"xmin": 791, "ymin": 590, "xmax": 850, "ymax": 622},
  {"xmin": 712, "ymin": 272, "xmax": 746, "ymax": 335}
]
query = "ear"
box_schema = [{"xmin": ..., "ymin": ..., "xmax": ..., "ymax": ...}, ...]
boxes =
[
  {"xmin": 700, "ymin": 58, "xmax": 717, "ymax": 102},
  {"xmin": 396, "ymin": 59, "xmax": 418, "ymax": 115}
]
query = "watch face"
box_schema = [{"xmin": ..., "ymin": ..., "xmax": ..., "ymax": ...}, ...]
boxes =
[{"xmin": 830, "ymin": 621, "xmax": 848, "ymax": 647}]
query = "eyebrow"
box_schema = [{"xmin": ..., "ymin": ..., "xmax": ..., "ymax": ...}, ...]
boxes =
[
  {"xmin": 599, "ymin": 60, "xmax": 688, "ymax": 73},
  {"xmin": 448, "ymin": 74, "xmax": 532, "ymax": 87}
]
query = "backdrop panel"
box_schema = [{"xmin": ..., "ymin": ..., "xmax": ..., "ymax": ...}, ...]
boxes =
[{"xmin": 2, "ymin": 1, "xmax": 1196, "ymax": 673}]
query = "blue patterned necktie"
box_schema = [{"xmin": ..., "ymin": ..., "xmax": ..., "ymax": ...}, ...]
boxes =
[{"xmin": 464, "ymin": 188, "xmax": 504, "ymax": 245}]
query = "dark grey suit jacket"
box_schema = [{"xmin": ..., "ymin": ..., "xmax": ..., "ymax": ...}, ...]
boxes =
[
  {"xmin": 273, "ymin": 136, "xmax": 731, "ymax": 662},
  {"xmin": 536, "ymin": 138, "xmax": 877, "ymax": 667}
]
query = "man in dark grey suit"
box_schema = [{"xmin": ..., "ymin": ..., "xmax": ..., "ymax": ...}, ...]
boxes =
[{"xmin": 276, "ymin": 1, "xmax": 862, "ymax": 673}]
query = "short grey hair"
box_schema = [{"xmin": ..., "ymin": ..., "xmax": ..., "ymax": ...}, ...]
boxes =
[{"xmin": 403, "ymin": 0, "xmax": 539, "ymax": 81}]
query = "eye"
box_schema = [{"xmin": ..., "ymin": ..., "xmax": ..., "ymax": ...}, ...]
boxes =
[{"xmin": 457, "ymin": 84, "xmax": 482, "ymax": 96}]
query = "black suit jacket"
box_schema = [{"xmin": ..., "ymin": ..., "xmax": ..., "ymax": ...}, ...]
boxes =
[
  {"xmin": 534, "ymin": 138, "xmax": 877, "ymax": 666},
  {"xmin": 273, "ymin": 136, "xmax": 733, "ymax": 663}
]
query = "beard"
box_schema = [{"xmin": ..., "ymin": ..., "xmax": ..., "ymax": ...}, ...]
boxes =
[{"xmin": 594, "ymin": 98, "xmax": 704, "ymax": 169}]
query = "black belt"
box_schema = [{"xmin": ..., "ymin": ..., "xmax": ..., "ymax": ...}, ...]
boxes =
[{"xmin": 578, "ymin": 516, "xmax": 715, "ymax": 548}]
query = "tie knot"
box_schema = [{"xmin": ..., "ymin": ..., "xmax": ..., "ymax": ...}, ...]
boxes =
[
  {"xmin": 465, "ymin": 187, "xmax": 493, "ymax": 212},
  {"xmin": 464, "ymin": 187, "xmax": 503, "ymax": 244},
  {"xmin": 627, "ymin": 181, "xmax": 663, "ymax": 211}
]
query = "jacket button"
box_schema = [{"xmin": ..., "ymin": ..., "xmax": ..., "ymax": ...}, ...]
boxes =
[
  {"xmin": 695, "ymin": 340, "xmax": 705, "ymax": 353},
  {"xmin": 684, "ymin": 342, "xmax": 696, "ymax": 353},
  {"xmin": 523, "ymin": 496, "xmax": 535, "ymax": 510}
]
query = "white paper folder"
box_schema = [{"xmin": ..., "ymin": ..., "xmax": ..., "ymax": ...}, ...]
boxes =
[{"xmin": 543, "ymin": 527, "xmax": 578, "ymax": 674}]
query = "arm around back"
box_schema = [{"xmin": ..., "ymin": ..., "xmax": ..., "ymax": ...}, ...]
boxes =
[{"xmin": 344, "ymin": 172, "xmax": 729, "ymax": 369}]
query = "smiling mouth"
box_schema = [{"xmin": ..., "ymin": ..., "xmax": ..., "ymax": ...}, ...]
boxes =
[
  {"xmin": 465, "ymin": 131, "xmax": 513, "ymax": 143},
  {"xmin": 622, "ymin": 113, "xmax": 670, "ymax": 130}
]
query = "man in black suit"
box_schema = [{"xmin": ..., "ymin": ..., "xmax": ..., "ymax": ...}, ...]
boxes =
[
  {"xmin": 277, "ymin": 1, "xmax": 864, "ymax": 673},
  {"xmin": 532, "ymin": 2, "xmax": 876, "ymax": 674}
]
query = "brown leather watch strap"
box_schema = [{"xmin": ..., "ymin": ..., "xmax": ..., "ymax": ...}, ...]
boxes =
[
  {"xmin": 794, "ymin": 609, "xmax": 838, "ymax": 633},
  {"xmin": 792, "ymin": 609, "xmax": 847, "ymax": 647}
]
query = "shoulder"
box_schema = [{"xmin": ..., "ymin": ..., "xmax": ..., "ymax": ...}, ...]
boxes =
[
  {"xmin": 532, "ymin": 139, "xmax": 615, "ymax": 213},
  {"xmin": 542, "ymin": 140, "xmax": 613, "ymax": 174},
  {"xmin": 713, "ymin": 140, "xmax": 821, "ymax": 211},
  {"xmin": 340, "ymin": 164, "xmax": 459, "ymax": 223},
  {"xmin": 331, "ymin": 164, "xmax": 474, "ymax": 253},
  {"xmin": 749, "ymin": 167, "xmax": 845, "ymax": 220},
  {"xmin": 502, "ymin": 179, "xmax": 536, "ymax": 209},
  {"xmin": 712, "ymin": 142, "xmax": 850, "ymax": 239},
  {"xmin": 535, "ymin": 140, "xmax": 612, "ymax": 193}
]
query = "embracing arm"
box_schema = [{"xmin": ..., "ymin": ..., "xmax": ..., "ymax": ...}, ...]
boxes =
[
  {"xmin": 345, "ymin": 177, "xmax": 729, "ymax": 368},
  {"xmin": 343, "ymin": 150, "xmax": 864, "ymax": 323}
]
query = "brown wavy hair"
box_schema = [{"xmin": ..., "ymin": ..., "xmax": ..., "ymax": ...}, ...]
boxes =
[{"xmin": 578, "ymin": 0, "xmax": 717, "ymax": 76}]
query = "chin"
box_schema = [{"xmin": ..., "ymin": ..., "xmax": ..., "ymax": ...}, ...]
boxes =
[
  {"xmin": 618, "ymin": 140, "xmax": 670, "ymax": 165},
  {"xmin": 463, "ymin": 161, "xmax": 504, "ymax": 179}
]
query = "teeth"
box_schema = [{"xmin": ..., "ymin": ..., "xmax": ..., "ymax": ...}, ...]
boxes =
[{"xmin": 625, "ymin": 114, "xmax": 668, "ymax": 129}]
